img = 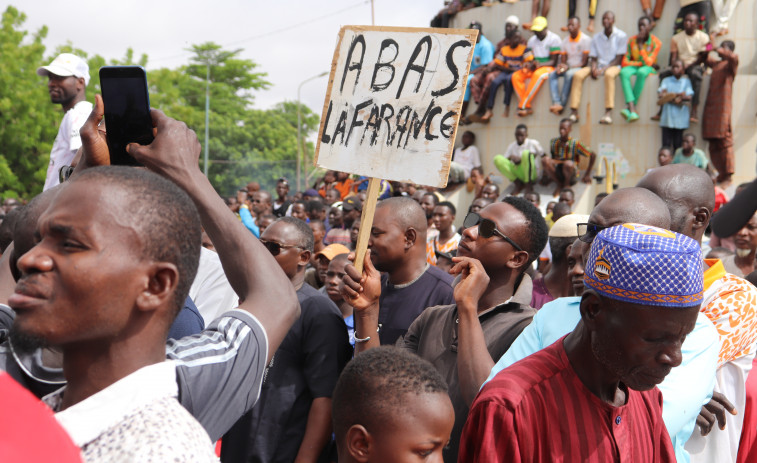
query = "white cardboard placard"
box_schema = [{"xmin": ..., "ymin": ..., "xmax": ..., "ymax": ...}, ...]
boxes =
[{"xmin": 315, "ymin": 25, "xmax": 477, "ymax": 188}]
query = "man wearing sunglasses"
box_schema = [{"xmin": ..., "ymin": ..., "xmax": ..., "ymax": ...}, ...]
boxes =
[
  {"xmin": 343, "ymin": 197, "xmax": 548, "ymax": 463},
  {"xmin": 485, "ymin": 186, "xmax": 721, "ymax": 463},
  {"xmin": 222, "ymin": 217, "xmax": 351, "ymax": 463}
]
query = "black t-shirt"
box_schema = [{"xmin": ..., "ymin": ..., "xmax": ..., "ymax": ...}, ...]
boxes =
[
  {"xmin": 378, "ymin": 265, "xmax": 455, "ymax": 345},
  {"xmin": 272, "ymin": 200, "xmax": 291, "ymax": 218},
  {"xmin": 221, "ymin": 284, "xmax": 352, "ymax": 463}
]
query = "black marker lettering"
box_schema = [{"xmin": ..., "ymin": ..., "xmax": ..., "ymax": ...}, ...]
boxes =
[
  {"xmin": 395, "ymin": 35, "xmax": 432, "ymax": 99},
  {"xmin": 340, "ymin": 35, "xmax": 366, "ymax": 93},
  {"xmin": 370, "ymin": 39, "xmax": 399, "ymax": 92},
  {"xmin": 432, "ymin": 40, "xmax": 471, "ymax": 97},
  {"xmin": 345, "ymin": 99, "xmax": 373, "ymax": 146}
]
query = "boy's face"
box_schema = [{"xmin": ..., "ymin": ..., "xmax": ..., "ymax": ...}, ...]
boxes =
[
  {"xmin": 366, "ymin": 392, "xmax": 454, "ymax": 463},
  {"xmin": 672, "ymin": 61, "xmax": 684, "ymax": 78},
  {"xmin": 515, "ymin": 128, "xmax": 527, "ymax": 145},
  {"xmin": 658, "ymin": 149, "xmax": 673, "ymax": 166},
  {"xmin": 524, "ymin": 193, "xmax": 540, "ymax": 207},
  {"xmin": 462, "ymin": 132, "xmax": 473, "ymax": 146}
]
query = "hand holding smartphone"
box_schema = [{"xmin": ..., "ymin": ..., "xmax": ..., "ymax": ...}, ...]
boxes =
[{"xmin": 99, "ymin": 66, "xmax": 154, "ymax": 166}]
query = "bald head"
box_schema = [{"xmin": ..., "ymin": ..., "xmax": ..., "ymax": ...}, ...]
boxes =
[
  {"xmin": 590, "ymin": 187, "xmax": 671, "ymax": 229},
  {"xmin": 376, "ymin": 197, "xmax": 428, "ymax": 236},
  {"xmin": 637, "ymin": 164, "xmax": 715, "ymax": 242}
]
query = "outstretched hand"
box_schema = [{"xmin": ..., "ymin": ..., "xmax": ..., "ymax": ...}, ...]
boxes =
[
  {"xmin": 341, "ymin": 249, "xmax": 381, "ymax": 311},
  {"xmin": 450, "ymin": 256, "xmax": 490, "ymax": 315},
  {"xmin": 697, "ymin": 391, "xmax": 737, "ymax": 436},
  {"xmin": 127, "ymin": 109, "xmax": 202, "ymax": 183}
]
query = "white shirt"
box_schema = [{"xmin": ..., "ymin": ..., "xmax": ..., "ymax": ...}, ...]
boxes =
[
  {"xmin": 527, "ymin": 30, "xmax": 562, "ymax": 62},
  {"xmin": 44, "ymin": 100, "xmax": 93, "ymax": 191},
  {"xmin": 190, "ymin": 247, "xmax": 240, "ymax": 326},
  {"xmin": 452, "ymin": 145, "xmax": 481, "ymax": 178},
  {"xmin": 504, "ymin": 138, "xmax": 545, "ymax": 161},
  {"xmin": 590, "ymin": 27, "xmax": 628, "ymax": 68},
  {"xmin": 561, "ymin": 31, "xmax": 592, "ymax": 68},
  {"xmin": 45, "ymin": 361, "xmax": 218, "ymax": 462}
]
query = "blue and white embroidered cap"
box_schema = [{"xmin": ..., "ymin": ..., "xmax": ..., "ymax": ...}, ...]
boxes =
[{"xmin": 584, "ymin": 223, "xmax": 704, "ymax": 307}]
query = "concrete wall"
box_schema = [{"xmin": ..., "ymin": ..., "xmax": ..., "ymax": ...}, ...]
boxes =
[{"xmin": 450, "ymin": 0, "xmax": 757, "ymax": 195}]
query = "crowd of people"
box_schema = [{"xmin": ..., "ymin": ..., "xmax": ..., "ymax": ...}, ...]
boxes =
[
  {"xmin": 452, "ymin": 1, "xmax": 740, "ymax": 187},
  {"xmin": 0, "ymin": 0, "xmax": 754, "ymax": 461}
]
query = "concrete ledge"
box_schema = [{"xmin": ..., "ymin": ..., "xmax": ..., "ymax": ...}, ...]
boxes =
[{"xmin": 450, "ymin": 0, "xmax": 756, "ymax": 198}]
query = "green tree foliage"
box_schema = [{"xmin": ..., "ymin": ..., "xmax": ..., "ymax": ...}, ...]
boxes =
[
  {"xmin": 0, "ymin": 6, "xmax": 56, "ymax": 197},
  {"xmin": 0, "ymin": 6, "xmax": 321, "ymax": 198}
]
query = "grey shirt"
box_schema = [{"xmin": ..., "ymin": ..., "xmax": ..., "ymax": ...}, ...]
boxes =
[
  {"xmin": 0, "ymin": 305, "xmax": 268, "ymax": 442},
  {"xmin": 400, "ymin": 274, "xmax": 535, "ymax": 463}
]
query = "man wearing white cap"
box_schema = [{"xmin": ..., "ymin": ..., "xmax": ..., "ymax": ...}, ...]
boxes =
[{"xmin": 37, "ymin": 53, "xmax": 93, "ymax": 190}]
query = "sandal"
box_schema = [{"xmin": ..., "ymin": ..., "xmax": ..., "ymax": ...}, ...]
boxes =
[{"xmin": 599, "ymin": 115, "xmax": 612, "ymax": 125}]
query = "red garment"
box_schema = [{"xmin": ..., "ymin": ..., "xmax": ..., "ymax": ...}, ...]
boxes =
[
  {"xmin": 714, "ymin": 186, "xmax": 728, "ymax": 213},
  {"xmin": 736, "ymin": 357, "xmax": 757, "ymax": 463},
  {"xmin": 459, "ymin": 337, "xmax": 676, "ymax": 463},
  {"xmin": 702, "ymin": 49, "xmax": 738, "ymax": 178},
  {"xmin": 0, "ymin": 372, "xmax": 81, "ymax": 462}
]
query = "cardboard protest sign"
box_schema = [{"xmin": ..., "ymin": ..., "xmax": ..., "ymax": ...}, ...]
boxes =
[{"xmin": 315, "ymin": 26, "xmax": 477, "ymax": 188}]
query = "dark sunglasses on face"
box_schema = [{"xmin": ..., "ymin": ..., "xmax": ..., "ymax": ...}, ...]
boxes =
[
  {"xmin": 463, "ymin": 212, "xmax": 524, "ymax": 252},
  {"xmin": 577, "ymin": 222, "xmax": 607, "ymax": 243},
  {"xmin": 260, "ymin": 239, "xmax": 300, "ymax": 256}
]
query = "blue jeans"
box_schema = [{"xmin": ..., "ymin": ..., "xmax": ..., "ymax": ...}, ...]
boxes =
[
  {"xmin": 487, "ymin": 70, "xmax": 515, "ymax": 109},
  {"xmin": 548, "ymin": 67, "xmax": 580, "ymax": 107}
]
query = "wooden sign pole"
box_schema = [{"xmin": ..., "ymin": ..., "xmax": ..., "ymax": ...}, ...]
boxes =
[{"xmin": 353, "ymin": 177, "xmax": 382, "ymax": 273}]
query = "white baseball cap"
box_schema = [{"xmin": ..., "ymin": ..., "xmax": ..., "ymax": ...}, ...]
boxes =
[
  {"xmin": 37, "ymin": 53, "xmax": 90, "ymax": 86},
  {"xmin": 505, "ymin": 15, "xmax": 520, "ymax": 26}
]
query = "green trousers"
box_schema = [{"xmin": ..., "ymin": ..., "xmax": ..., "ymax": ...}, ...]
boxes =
[
  {"xmin": 494, "ymin": 151, "xmax": 537, "ymax": 183},
  {"xmin": 620, "ymin": 65, "xmax": 656, "ymax": 104}
]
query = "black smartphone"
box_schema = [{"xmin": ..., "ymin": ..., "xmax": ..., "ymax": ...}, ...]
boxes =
[{"xmin": 99, "ymin": 66, "xmax": 154, "ymax": 166}]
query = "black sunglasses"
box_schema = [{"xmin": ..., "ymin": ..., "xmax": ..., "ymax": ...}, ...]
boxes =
[
  {"xmin": 463, "ymin": 212, "xmax": 524, "ymax": 252},
  {"xmin": 260, "ymin": 239, "xmax": 301, "ymax": 256},
  {"xmin": 577, "ymin": 223, "xmax": 607, "ymax": 243}
]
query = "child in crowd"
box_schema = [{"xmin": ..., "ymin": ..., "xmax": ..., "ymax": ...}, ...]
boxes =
[
  {"xmin": 494, "ymin": 124, "xmax": 544, "ymax": 194},
  {"xmin": 450, "ymin": 131, "xmax": 482, "ymax": 183},
  {"xmin": 658, "ymin": 146, "xmax": 673, "ymax": 166},
  {"xmin": 558, "ymin": 187, "xmax": 575, "ymax": 208},
  {"xmin": 524, "ymin": 191, "xmax": 541, "ymax": 209},
  {"xmin": 332, "ymin": 347, "xmax": 454, "ymax": 463},
  {"xmin": 658, "ymin": 59, "xmax": 693, "ymax": 150},
  {"xmin": 672, "ymin": 133, "xmax": 710, "ymax": 170},
  {"xmin": 467, "ymin": 166, "xmax": 490, "ymax": 198}
]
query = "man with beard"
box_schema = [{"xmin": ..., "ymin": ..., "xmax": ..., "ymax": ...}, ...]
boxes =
[
  {"xmin": 718, "ymin": 212, "xmax": 756, "ymax": 277},
  {"xmin": 461, "ymin": 223, "xmax": 703, "ymax": 462},
  {"xmin": 36, "ymin": 53, "xmax": 93, "ymax": 191},
  {"xmin": 342, "ymin": 197, "xmax": 547, "ymax": 463}
]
